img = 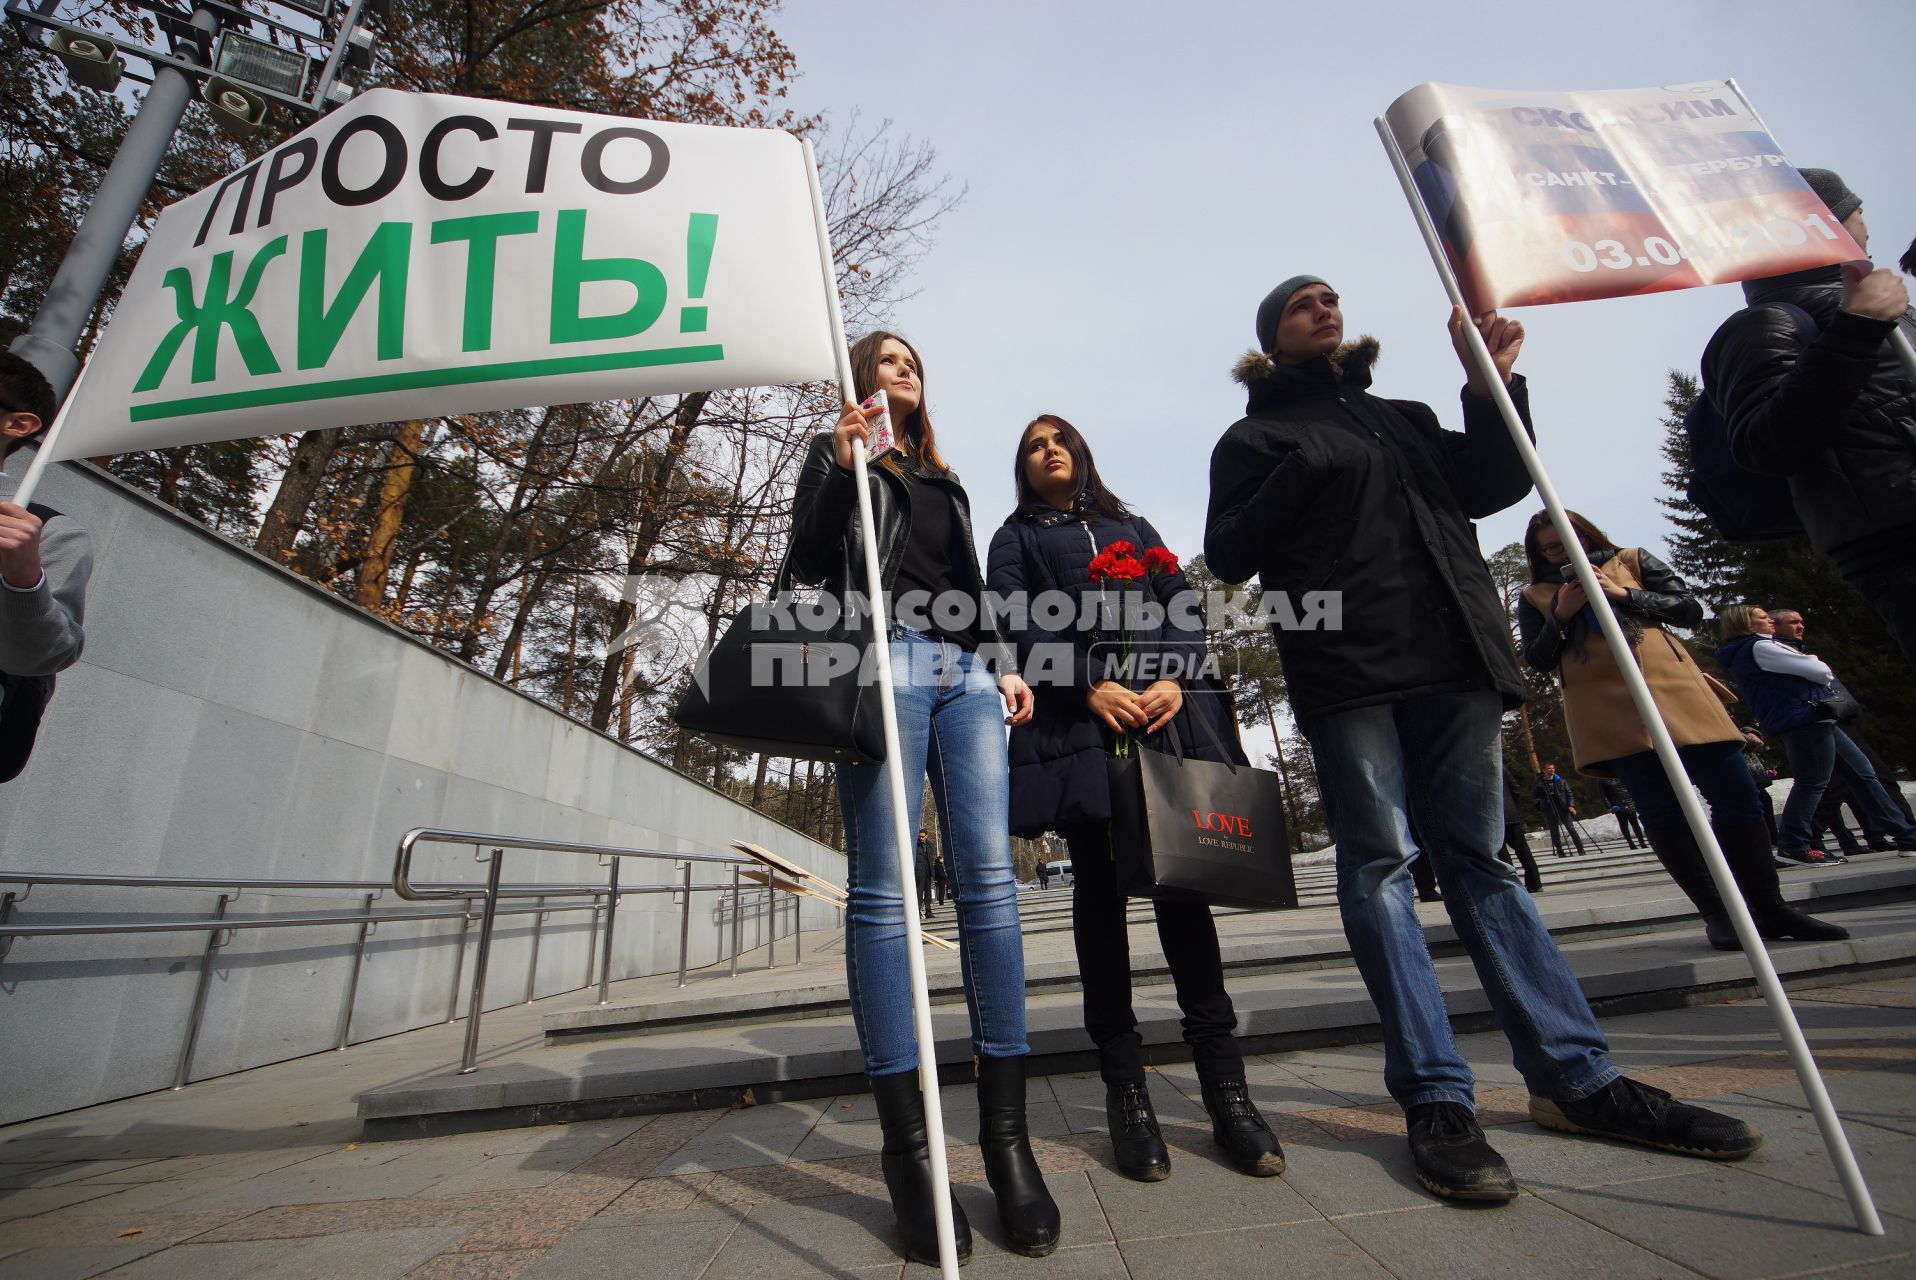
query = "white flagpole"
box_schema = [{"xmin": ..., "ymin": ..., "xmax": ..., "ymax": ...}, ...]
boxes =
[
  {"xmin": 801, "ymin": 138, "xmax": 962, "ymax": 1279},
  {"xmin": 1375, "ymin": 117, "xmax": 1882, "ymax": 1237},
  {"xmin": 6, "ymin": 356, "xmax": 95, "ymax": 510}
]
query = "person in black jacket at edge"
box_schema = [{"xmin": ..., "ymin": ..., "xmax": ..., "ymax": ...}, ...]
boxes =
[
  {"xmin": 1204, "ymin": 276, "xmax": 1761, "ymax": 1204},
  {"xmin": 1703, "ymin": 168, "xmax": 1916, "ymax": 670},
  {"xmin": 986, "ymin": 413, "xmax": 1285, "ymax": 1185},
  {"xmin": 790, "ymin": 331, "xmax": 1058, "ymax": 1263}
]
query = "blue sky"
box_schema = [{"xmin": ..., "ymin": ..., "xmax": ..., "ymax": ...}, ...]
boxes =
[{"xmin": 773, "ymin": 0, "xmax": 1916, "ymax": 571}]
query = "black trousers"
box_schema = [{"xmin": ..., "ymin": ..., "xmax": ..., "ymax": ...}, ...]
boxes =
[
  {"xmin": 1500, "ymin": 823, "xmax": 1543, "ymax": 888},
  {"xmin": 1848, "ymin": 562, "xmax": 1916, "ymax": 677},
  {"xmin": 1840, "ymin": 725, "xmax": 1915, "ymax": 828},
  {"xmin": 1063, "ymin": 822, "xmax": 1243, "ymax": 1086},
  {"xmin": 1617, "ymin": 810, "xmax": 1647, "ymax": 847},
  {"xmin": 1543, "ymin": 812, "xmax": 1586, "ymax": 855},
  {"xmin": 1409, "ymin": 848, "xmax": 1440, "ymax": 900}
]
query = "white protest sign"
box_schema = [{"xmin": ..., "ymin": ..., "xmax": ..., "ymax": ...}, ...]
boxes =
[{"xmin": 54, "ymin": 89, "xmax": 838, "ymax": 459}]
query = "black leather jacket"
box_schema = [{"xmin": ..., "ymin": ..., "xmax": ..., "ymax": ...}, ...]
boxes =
[
  {"xmin": 1516, "ymin": 548, "xmax": 1702, "ymax": 673},
  {"xmin": 1704, "ymin": 265, "xmax": 1916, "ymax": 576},
  {"xmin": 787, "ymin": 432, "xmax": 1015, "ymax": 670}
]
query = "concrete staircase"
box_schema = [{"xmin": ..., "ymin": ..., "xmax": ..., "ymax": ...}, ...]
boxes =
[{"xmin": 356, "ymin": 842, "xmax": 1916, "ymax": 1139}]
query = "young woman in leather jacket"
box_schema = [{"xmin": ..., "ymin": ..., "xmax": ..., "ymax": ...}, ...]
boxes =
[
  {"xmin": 788, "ymin": 331, "xmax": 1056, "ymax": 1263},
  {"xmin": 1514, "ymin": 510, "xmax": 1845, "ymax": 950}
]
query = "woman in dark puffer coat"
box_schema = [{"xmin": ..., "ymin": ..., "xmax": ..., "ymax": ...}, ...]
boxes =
[{"xmin": 985, "ymin": 413, "xmax": 1284, "ymax": 1185}]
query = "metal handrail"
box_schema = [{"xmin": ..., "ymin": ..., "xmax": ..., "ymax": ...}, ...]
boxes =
[
  {"xmin": 393, "ymin": 828, "xmax": 746, "ymax": 901},
  {"xmin": 0, "ymin": 871, "xmax": 627, "ymax": 895},
  {"xmin": 0, "ymin": 873, "xmax": 616, "ymax": 1090},
  {"xmin": 0, "ymin": 832, "xmax": 817, "ymax": 1095},
  {"xmin": 393, "ymin": 827, "xmax": 763, "ymax": 1074},
  {"xmin": 0, "ymin": 903, "xmax": 577, "ymax": 936}
]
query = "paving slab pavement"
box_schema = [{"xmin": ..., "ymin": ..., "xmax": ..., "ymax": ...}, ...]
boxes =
[{"xmin": 5, "ymin": 980, "xmax": 1916, "ymax": 1278}]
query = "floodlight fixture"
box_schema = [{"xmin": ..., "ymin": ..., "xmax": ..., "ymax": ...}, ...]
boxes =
[{"xmin": 211, "ymin": 29, "xmax": 312, "ymax": 99}]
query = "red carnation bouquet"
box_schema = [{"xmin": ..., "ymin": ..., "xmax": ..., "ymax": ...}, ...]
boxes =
[{"xmin": 1088, "ymin": 539, "xmax": 1181, "ymax": 756}]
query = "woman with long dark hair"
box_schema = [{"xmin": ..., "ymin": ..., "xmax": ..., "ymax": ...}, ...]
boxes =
[
  {"xmin": 1515, "ymin": 510, "xmax": 1846, "ymax": 949},
  {"xmin": 984, "ymin": 414, "xmax": 1285, "ymax": 1184},
  {"xmin": 789, "ymin": 332, "xmax": 1058, "ymax": 1263}
]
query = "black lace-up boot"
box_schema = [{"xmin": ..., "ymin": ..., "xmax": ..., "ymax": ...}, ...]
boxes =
[
  {"xmin": 1104, "ymin": 1080, "xmax": 1171, "ymax": 1182},
  {"xmin": 1198, "ymin": 1077, "xmax": 1285, "ymax": 1176}
]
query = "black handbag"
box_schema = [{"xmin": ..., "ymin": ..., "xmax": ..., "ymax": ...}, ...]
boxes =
[
  {"xmin": 1812, "ymin": 677, "xmax": 1863, "ymax": 724},
  {"xmin": 673, "ymin": 550, "xmax": 886, "ymax": 764},
  {"xmin": 1107, "ymin": 704, "xmax": 1296, "ymax": 910}
]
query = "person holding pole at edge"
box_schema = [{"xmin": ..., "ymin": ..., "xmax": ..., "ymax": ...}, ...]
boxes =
[
  {"xmin": 1370, "ymin": 99, "xmax": 1882, "ymax": 1233},
  {"xmin": 789, "ymin": 331, "xmax": 1059, "ymax": 1264},
  {"xmin": 1204, "ymin": 274, "xmax": 1762, "ymax": 1203},
  {"xmin": 1703, "ymin": 168, "xmax": 1916, "ymax": 672}
]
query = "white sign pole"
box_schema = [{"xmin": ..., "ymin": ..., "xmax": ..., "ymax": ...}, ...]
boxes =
[
  {"xmin": 801, "ymin": 138, "xmax": 961, "ymax": 1279},
  {"xmin": 1376, "ymin": 116, "xmax": 1882, "ymax": 1237}
]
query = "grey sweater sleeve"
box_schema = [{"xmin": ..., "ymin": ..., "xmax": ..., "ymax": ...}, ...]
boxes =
[{"xmin": 0, "ymin": 516, "xmax": 92, "ymax": 676}]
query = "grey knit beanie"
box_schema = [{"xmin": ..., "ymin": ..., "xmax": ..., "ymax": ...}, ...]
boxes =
[
  {"xmin": 1255, "ymin": 275, "xmax": 1328, "ymax": 354},
  {"xmin": 1799, "ymin": 168, "xmax": 1861, "ymax": 223}
]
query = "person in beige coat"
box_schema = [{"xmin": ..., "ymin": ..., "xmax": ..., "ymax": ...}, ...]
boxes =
[{"xmin": 1514, "ymin": 510, "xmax": 1844, "ymax": 950}]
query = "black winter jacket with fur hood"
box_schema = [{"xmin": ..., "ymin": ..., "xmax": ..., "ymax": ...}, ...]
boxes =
[{"xmin": 1203, "ymin": 338, "xmax": 1534, "ymax": 727}]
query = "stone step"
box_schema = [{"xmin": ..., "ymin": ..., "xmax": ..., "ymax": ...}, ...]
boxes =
[
  {"xmin": 921, "ymin": 841, "xmax": 1714, "ymax": 941},
  {"xmin": 540, "ymin": 858, "xmax": 1916, "ymax": 1041},
  {"xmin": 356, "ymin": 868, "xmax": 1916, "ymax": 1139}
]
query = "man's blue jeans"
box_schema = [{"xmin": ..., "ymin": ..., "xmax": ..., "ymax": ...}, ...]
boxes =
[
  {"xmin": 1776, "ymin": 720, "xmax": 1916, "ymax": 853},
  {"xmin": 836, "ymin": 628, "xmax": 1029, "ymax": 1074},
  {"xmin": 1306, "ymin": 691, "xmax": 1619, "ymax": 1111}
]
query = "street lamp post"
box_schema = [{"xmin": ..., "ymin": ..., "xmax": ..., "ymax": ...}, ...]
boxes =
[
  {"xmin": 4, "ymin": 0, "xmax": 386, "ymax": 398},
  {"xmin": 10, "ymin": 7, "xmax": 218, "ymax": 397}
]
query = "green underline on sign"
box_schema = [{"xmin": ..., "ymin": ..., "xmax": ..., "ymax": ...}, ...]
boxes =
[{"xmin": 128, "ymin": 344, "xmax": 729, "ymax": 421}]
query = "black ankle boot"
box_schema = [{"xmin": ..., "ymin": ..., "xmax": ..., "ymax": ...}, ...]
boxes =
[
  {"xmin": 1701, "ymin": 911, "xmax": 1739, "ymax": 951},
  {"xmin": 1641, "ymin": 822, "xmax": 1728, "ymax": 944},
  {"xmin": 1105, "ymin": 1080, "xmax": 1171, "ymax": 1182},
  {"xmin": 975, "ymin": 1055, "xmax": 1061, "ymax": 1257},
  {"xmin": 870, "ymin": 1069, "xmax": 971, "ymax": 1266},
  {"xmin": 1716, "ymin": 822, "xmax": 1850, "ymax": 944},
  {"xmin": 1199, "ymin": 1077, "xmax": 1285, "ymax": 1176}
]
